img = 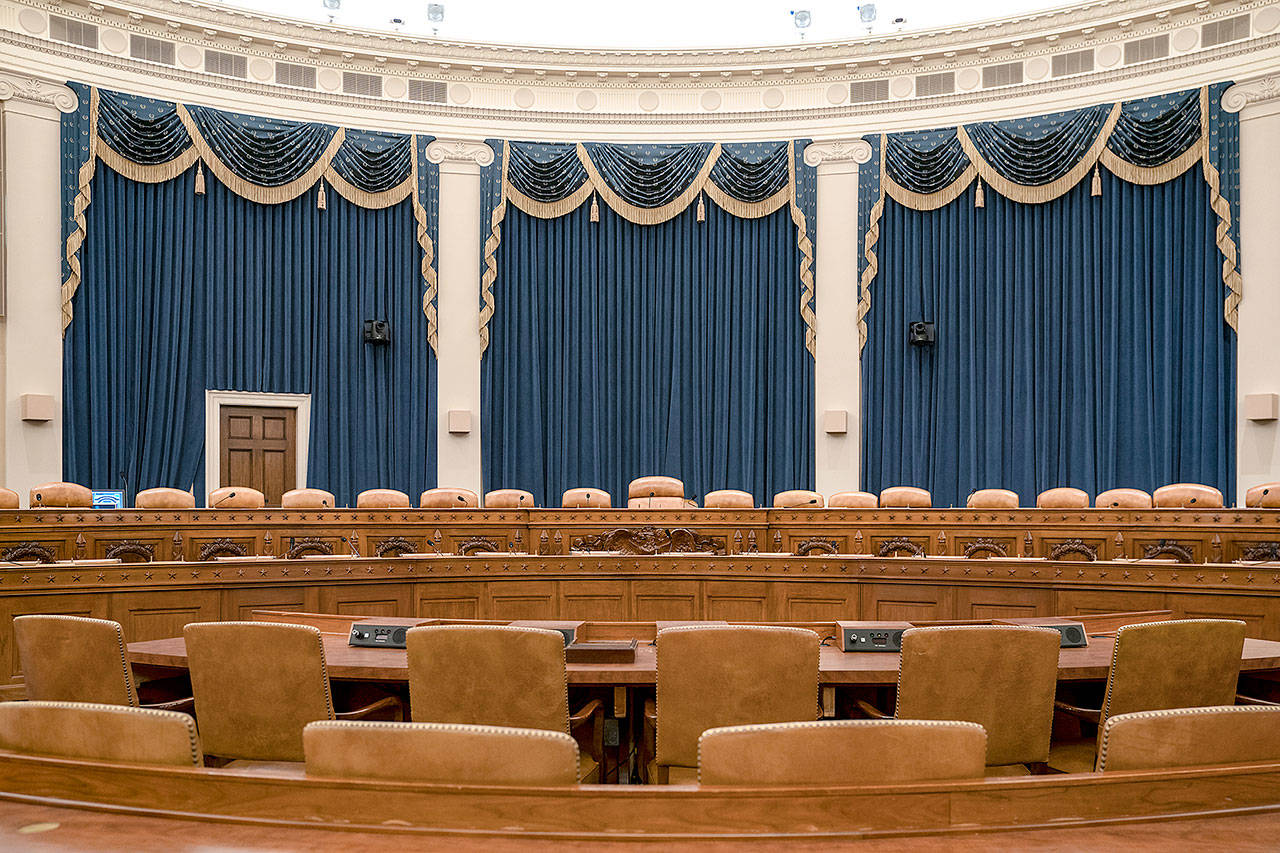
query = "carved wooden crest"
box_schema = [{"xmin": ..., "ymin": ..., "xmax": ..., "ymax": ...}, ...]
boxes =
[
  {"xmin": 1241, "ymin": 541, "xmax": 1280, "ymax": 562},
  {"xmin": 285, "ymin": 538, "xmax": 333, "ymax": 559},
  {"xmin": 198, "ymin": 538, "xmax": 248, "ymax": 561},
  {"xmin": 457, "ymin": 537, "xmax": 501, "ymax": 556},
  {"xmin": 3, "ymin": 542, "xmax": 55, "ymax": 564},
  {"xmin": 1050, "ymin": 539, "xmax": 1098, "ymax": 561},
  {"xmin": 1142, "ymin": 541, "xmax": 1195, "ymax": 564},
  {"xmin": 105, "ymin": 540, "xmax": 156, "ymax": 562},
  {"xmin": 375, "ymin": 537, "xmax": 417, "ymax": 557},
  {"xmin": 570, "ymin": 526, "xmax": 723, "ymax": 555},
  {"xmin": 963, "ymin": 538, "xmax": 1008, "ymax": 558},
  {"xmin": 877, "ymin": 537, "xmax": 924, "ymax": 557},
  {"xmin": 793, "ymin": 538, "xmax": 839, "ymax": 557}
]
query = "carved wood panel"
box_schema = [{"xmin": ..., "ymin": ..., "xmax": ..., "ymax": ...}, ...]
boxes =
[
  {"xmin": 777, "ymin": 582, "xmax": 859, "ymax": 621},
  {"xmin": 704, "ymin": 581, "xmax": 770, "ymax": 622},
  {"xmin": 109, "ymin": 590, "xmax": 221, "ymax": 643},
  {"xmin": 631, "ymin": 580, "xmax": 701, "ymax": 622},
  {"xmin": 222, "ymin": 585, "xmax": 319, "ymax": 621},
  {"xmin": 557, "ymin": 581, "xmax": 628, "ymax": 621},
  {"xmin": 1053, "ymin": 589, "xmax": 1169, "ymax": 617},
  {"xmin": 317, "ymin": 583, "xmax": 412, "ymax": 618},
  {"xmin": 1171, "ymin": 593, "xmax": 1279, "ymax": 639},
  {"xmin": 861, "ymin": 584, "xmax": 954, "ymax": 622},
  {"xmin": 486, "ymin": 581, "xmax": 556, "ymax": 621},
  {"xmin": 414, "ymin": 582, "xmax": 483, "ymax": 620},
  {"xmin": 954, "ymin": 586, "xmax": 1054, "ymax": 620}
]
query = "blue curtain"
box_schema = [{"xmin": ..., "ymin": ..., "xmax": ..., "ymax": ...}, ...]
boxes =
[
  {"xmin": 482, "ymin": 199, "xmax": 813, "ymax": 507},
  {"xmin": 63, "ymin": 165, "xmax": 436, "ymax": 505},
  {"xmin": 861, "ymin": 168, "xmax": 1235, "ymax": 506}
]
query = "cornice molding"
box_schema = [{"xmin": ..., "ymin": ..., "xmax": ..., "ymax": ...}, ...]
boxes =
[
  {"xmin": 425, "ymin": 138, "xmax": 495, "ymax": 167},
  {"xmin": 1222, "ymin": 74, "xmax": 1280, "ymax": 112},
  {"xmin": 803, "ymin": 139, "xmax": 874, "ymax": 167},
  {"xmin": 0, "ymin": 70, "xmax": 78, "ymax": 112}
]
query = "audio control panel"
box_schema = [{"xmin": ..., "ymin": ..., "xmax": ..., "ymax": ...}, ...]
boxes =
[
  {"xmin": 348, "ymin": 623, "xmax": 409, "ymax": 648},
  {"xmin": 836, "ymin": 621, "xmax": 911, "ymax": 652}
]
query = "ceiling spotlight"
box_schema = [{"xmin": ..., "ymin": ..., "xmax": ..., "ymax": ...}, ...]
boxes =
[
  {"xmin": 390, "ymin": 16, "xmax": 404, "ymax": 27},
  {"xmin": 792, "ymin": 9, "xmax": 812, "ymax": 29},
  {"xmin": 322, "ymin": 0, "xmax": 340, "ymax": 9},
  {"xmin": 858, "ymin": 4, "xmax": 877, "ymax": 24},
  {"xmin": 427, "ymin": 3, "xmax": 445, "ymax": 22}
]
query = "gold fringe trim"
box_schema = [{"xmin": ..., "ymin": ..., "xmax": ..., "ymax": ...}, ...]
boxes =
[
  {"xmin": 883, "ymin": 164, "xmax": 976, "ymax": 211},
  {"xmin": 324, "ymin": 170, "xmax": 413, "ymax": 209},
  {"xmin": 703, "ymin": 182, "xmax": 791, "ymax": 219},
  {"xmin": 1099, "ymin": 142, "xmax": 1203, "ymax": 186},
  {"xmin": 61, "ymin": 86, "xmax": 100, "ymax": 334},
  {"xmin": 1198, "ymin": 86, "xmax": 1242, "ymax": 330},
  {"xmin": 505, "ymin": 179, "xmax": 594, "ymax": 219},
  {"xmin": 576, "ymin": 142, "xmax": 722, "ymax": 225},
  {"xmin": 97, "ymin": 143, "xmax": 199, "ymax": 184},
  {"xmin": 788, "ymin": 141, "xmax": 817, "ymax": 358},
  {"xmin": 857, "ymin": 136, "xmax": 887, "ymax": 353},
  {"xmin": 478, "ymin": 140, "xmax": 509, "ymax": 355},
  {"xmin": 411, "ymin": 139, "xmax": 439, "ymax": 355},
  {"xmin": 176, "ymin": 104, "xmax": 346, "ymax": 205}
]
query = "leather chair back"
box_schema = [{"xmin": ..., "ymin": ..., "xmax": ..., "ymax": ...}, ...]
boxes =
[
  {"xmin": 407, "ymin": 626, "xmax": 569, "ymax": 732},
  {"xmin": 281, "ymin": 488, "xmax": 336, "ymax": 509},
  {"xmin": 1153, "ymin": 483, "xmax": 1224, "ymax": 509},
  {"xmin": 1037, "ymin": 487, "xmax": 1090, "ymax": 509},
  {"xmin": 656, "ymin": 626, "xmax": 819, "ymax": 773},
  {"xmin": 627, "ymin": 496, "xmax": 689, "ymax": 509},
  {"xmin": 14, "ymin": 615, "xmax": 138, "ymax": 706},
  {"xmin": 703, "ymin": 490, "xmax": 754, "ymax": 509},
  {"xmin": 1095, "ymin": 487, "xmax": 1152, "ymax": 508},
  {"xmin": 966, "ymin": 489, "xmax": 1019, "ymax": 509},
  {"xmin": 304, "ymin": 721, "xmax": 579, "ymax": 785},
  {"xmin": 1246, "ymin": 483, "xmax": 1280, "ymax": 508},
  {"xmin": 562, "ymin": 488, "xmax": 611, "ymax": 508},
  {"xmin": 773, "ymin": 490, "xmax": 824, "ymax": 509},
  {"xmin": 207, "ymin": 486, "xmax": 266, "ymax": 509},
  {"xmin": 698, "ymin": 719, "xmax": 986, "ymax": 785},
  {"xmin": 0, "ymin": 702, "xmax": 201, "ymax": 767},
  {"xmin": 135, "ymin": 487, "xmax": 196, "ymax": 509},
  {"xmin": 184, "ymin": 622, "xmax": 335, "ymax": 761},
  {"xmin": 421, "ymin": 488, "xmax": 479, "ymax": 509},
  {"xmin": 1097, "ymin": 706, "xmax": 1280, "ymax": 772},
  {"xmin": 1099, "ymin": 619, "xmax": 1245, "ymax": 729},
  {"xmin": 0, "ymin": 488, "xmax": 17, "ymax": 509},
  {"xmin": 30, "ymin": 482, "xmax": 93, "ymax": 508},
  {"xmin": 895, "ymin": 626, "xmax": 1060, "ymax": 768},
  {"xmin": 355, "ymin": 488, "xmax": 410, "ymax": 509},
  {"xmin": 879, "ymin": 486, "xmax": 932, "ymax": 508},
  {"xmin": 828, "ymin": 491, "xmax": 878, "ymax": 509},
  {"xmin": 484, "ymin": 488, "xmax": 535, "ymax": 509},
  {"xmin": 628, "ymin": 476, "xmax": 685, "ymax": 500}
]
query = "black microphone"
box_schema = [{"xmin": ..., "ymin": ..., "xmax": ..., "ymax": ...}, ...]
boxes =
[
  {"xmin": 782, "ymin": 498, "xmax": 819, "ymax": 509},
  {"xmin": 321, "ymin": 499, "xmax": 330, "ymax": 508},
  {"xmin": 584, "ymin": 491, "xmax": 592, "ymax": 506},
  {"xmin": 1189, "ymin": 497, "xmax": 1198, "ymax": 504},
  {"xmin": 33, "ymin": 492, "xmax": 43, "ymax": 507},
  {"xmin": 518, "ymin": 493, "xmax": 527, "ymax": 505},
  {"xmin": 213, "ymin": 491, "xmax": 236, "ymax": 507},
  {"xmin": 428, "ymin": 539, "xmax": 444, "ymax": 556},
  {"xmin": 458, "ymin": 495, "xmax": 467, "ymax": 505},
  {"xmin": 648, "ymin": 489, "xmax": 656, "ymax": 508},
  {"xmin": 119, "ymin": 469, "xmax": 129, "ymax": 505}
]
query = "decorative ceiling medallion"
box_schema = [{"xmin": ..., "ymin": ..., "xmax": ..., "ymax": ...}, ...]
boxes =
[
  {"xmin": 513, "ymin": 87, "xmax": 535, "ymax": 108},
  {"xmin": 825, "ymin": 83, "xmax": 846, "ymax": 105},
  {"xmin": 1171, "ymin": 27, "xmax": 1199, "ymax": 52},
  {"xmin": 762, "ymin": 87, "xmax": 785, "ymax": 108},
  {"xmin": 17, "ymin": 8, "xmax": 46, "ymax": 35},
  {"xmin": 700, "ymin": 89, "xmax": 722, "ymax": 111},
  {"xmin": 1096, "ymin": 44, "xmax": 1123, "ymax": 68},
  {"xmin": 637, "ymin": 90, "xmax": 659, "ymax": 111},
  {"xmin": 249, "ymin": 58, "xmax": 273, "ymax": 81},
  {"xmin": 177, "ymin": 44, "xmax": 202, "ymax": 69},
  {"xmin": 384, "ymin": 77, "xmax": 407, "ymax": 99},
  {"xmin": 576, "ymin": 89, "xmax": 598, "ymax": 111},
  {"xmin": 890, "ymin": 76, "xmax": 913, "ymax": 98},
  {"xmin": 1025, "ymin": 56, "xmax": 1052, "ymax": 79},
  {"xmin": 451, "ymin": 83, "xmax": 472, "ymax": 104},
  {"xmin": 100, "ymin": 28, "xmax": 128, "ymax": 54},
  {"xmin": 1256, "ymin": 7, "xmax": 1280, "ymax": 35},
  {"xmin": 956, "ymin": 68, "xmax": 981, "ymax": 91},
  {"xmin": 317, "ymin": 68, "xmax": 341, "ymax": 92}
]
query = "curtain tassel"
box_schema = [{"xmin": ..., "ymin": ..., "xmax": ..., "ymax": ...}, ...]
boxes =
[
  {"xmin": 696, "ymin": 192, "xmax": 706, "ymax": 222},
  {"xmin": 317, "ymin": 179, "xmax": 327, "ymax": 210},
  {"xmin": 1091, "ymin": 164, "xmax": 1102, "ymax": 197},
  {"xmin": 194, "ymin": 160, "xmax": 206, "ymax": 195},
  {"xmin": 974, "ymin": 178, "xmax": 985, "ymax": 209},
  {"xmin": 589, "ymin": 192, "xmax": 599, "ymax": 223}
]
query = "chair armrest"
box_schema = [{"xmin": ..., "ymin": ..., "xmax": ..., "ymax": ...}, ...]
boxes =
[
  {"xmin": 1237, "ymin": 694, "xmax": 1280, "ymax": 706},
  {"xmin": 142, "ymin": 696, "xmax": 195, "ymax": 714},
  {"xmin": 1054, "ymin": 699, "xmax": 1102, "ymax": 724},
  {"xmin": 334, "ymin": 695, "xmax": 402, "ymax": 721},
  {"xmin": 569, "ymin": 698, "xmax": 603, "ymax": 731},
  {"xmin": 569, "ymin": 698, "xmax": 605, "ymax": 765},
  {"xmin": 854, "ymin": 699, "xmax": 892, "ymax": 719}
]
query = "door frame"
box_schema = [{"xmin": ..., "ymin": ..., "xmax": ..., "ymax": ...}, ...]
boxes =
[{"xmin": 204, "ymin": 390, "xmax": 311, "ymax": 500}]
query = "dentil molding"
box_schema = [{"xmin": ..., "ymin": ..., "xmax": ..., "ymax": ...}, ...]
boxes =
[
  {"xmin": 425, "ymin": 138, "xmax": 495, "ymax": 167},
  {"xmin": 803, "ymin": 139, "xmax": 874, "ymax": 168},
  {"xmin": 0, "ymin": 71, "xmax": 78, "ymax": 113},
  {"xmin": 1222, "ymin": 75, "xmax": 1280, "ymax": 112}
]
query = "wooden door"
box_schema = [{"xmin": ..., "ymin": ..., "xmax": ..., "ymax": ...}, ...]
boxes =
[{"xmin": 219, "ymin": 405, "xmax": 296, "ymax": 506}]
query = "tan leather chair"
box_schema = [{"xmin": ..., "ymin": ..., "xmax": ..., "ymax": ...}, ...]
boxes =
[
  {"xmin": 1246, "ymin": 483, "xmax": 1280, "ymax": 508},
  {"xmin": 966, "ymin": 488, "xmax": 1019, "ymax": 509},
  {"xmin": 698, "ymin": 719, "xmax": 987, "ymax": 786},
  {"xmin": 0, "ymin": 702, "xmax": 202, "ymax": 767},
  {"xmin": 652, "ymin": 626, "xmax": 819, "ymax": 784},
  {"xmin": 1153, "ymin": 483, "xmax": 1224, "ymax": 509},
  {"xmin": 1095, "ymin": 487, "xmax": 1152, "ymax": 509},
  {"xmin": 485, "ymin": 488, "xmax": 534, "ymax": 509},
  {"xmin": 703, "ymin": 489, "xmax": 754, "ymax": 509},
  {"xmin": 184, "ymin": 622, "xmax": 397, "ymax": 763},
  {"xmin": 421, "ymin": 488, "xmax": 479, "ymax": 509},
  {"xmin": 355, "ymin": 488, "xmax": 411, "ymax": 509},
  {"xmin": 304, "ymin": 721, "xmax": 579, "ymax": 786},
  {"xmin": 773, "ymin": 490, "xmax": 824, "ymax": 509},
  {"xmin": 0, "ymin": 488, "xmax": 20, "ymax": 509},
  {"xmin": 281, "ymin": 488, "xmax": 336, "ymax": 509},
  {"xmin": 1097, "ymin": 706, "xmax": 1280, "ymax": 772},
  {"xmin": 135, "ymin": 487, "xmax": 196, "ymax": 509},
  {"xmin": 562, "ymin": 487, "xmax": 610, "ymax": 508},
  {"xmin": 862, "ymin": 626, "xmax": 1059, "ymax": 775},
  {"xmin": 14, "ymin": 615, "xmax": 191, "ymax": 711},
  {"xmin": 829, "ymin": 490, "xmax": 878, "ymax": 509},
  {"xmin": 1037, "ymin": 487, "xmax": 1090, "ymax": 509},
  {"xmin": 1049, "ymin": 619, "xmax": 1247, "ymax": 773},
  {"xmin": 879, "ymin": 486, "xmax": 932, "ymax": 508},
  {"xmin": 30, "ymin": 482, "xmax": 93, "ymax": 508},
  {"xmin": 627, "ymin": 496, "xmax": 690, "ymax": 509},
  {"xmin": 406, "ymin": 625, "xmax": 602, "ymax": 782},
  {"xmin": 207, "ymin": 486, "xmax": 265, "ymax": 509},
  {"xmin": 629, "ymin": 476, "xmax": 684, "ymax": 500}
]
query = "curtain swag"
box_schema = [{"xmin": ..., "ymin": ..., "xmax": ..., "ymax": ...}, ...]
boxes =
[
  {"xmin": 858, "ymin": 85, "xmax": 1242, "ymax": 350},
  {"xmin": 480, "ymin": 139, "xmax": 817, "ymax": 356},
  {"xmin": 61, "ymin": 85, "xmax": 439, "ymax": 349}
]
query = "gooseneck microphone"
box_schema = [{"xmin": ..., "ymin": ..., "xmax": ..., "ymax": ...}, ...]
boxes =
[
  {"xmin": 647, "ymin": 489, "xmax": 656, "ymax": 508},
  {"xmin": 781, "ymin": 498, "xmax": 820, "ymax": 509},
  {"xmin": 213, "ymin": 491, "xmax": 237, "ymax": 507},
  {"xmin": 33, "ymin": 493, "xmax": 43, "ymax": 507},
  {"xmin": 321, "ymin": 499, "xmax": 330, "ymax": 508}
]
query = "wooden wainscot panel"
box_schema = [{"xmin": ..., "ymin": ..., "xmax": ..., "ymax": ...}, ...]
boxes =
[
  {"xmin": 414, "ymin": 581, "xmax": 484, "ymax": 620},
  {"xmin": 1054, "ymin": 588, "xmax": 1169, "ymax": 617},
  {"xmin": 861, "ymin": 583, "xmax": 955, "ymax": 622},
  {"xmin": 630, "ymin": 579, "xmax": 701, "ymax": 622},
  {"xmin": 704, "ymin": 581, "xmax": 771, "ymax": 622},
  {"xmin": 317, "ymin": 583, "xmax": 413, "ymax": 618},
  {"xmin": 485, "ymin": 580, "xmax": 556, "ymax": 620},
  {"xmin": 778, "ymin": 581, "xmax": 860, "ymax": 622},
  {"xmin": 0, "ymin": 593, "xmax": 110, "ymax": 683},
  {"xmin": 1171, "ymin": 593, "xmax": 1280, "ymax": 641},
  {"xmin": 558, "ymin": 580, "xmax": 628, "ymax": 621},
  {"xmin": 954, "ymin": 585, "xmax": 1054, "ymax": 620},
  {"xmin": 222, "ymin": 585, "xmax": 319, "ymax": 621},
  {"xmin": 94, "ymin": 537, "xmax": 163, "ymax": 563},
  {"xmin": 108, "ymin": 589, "xmax": 221, "ymax": 643}
]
